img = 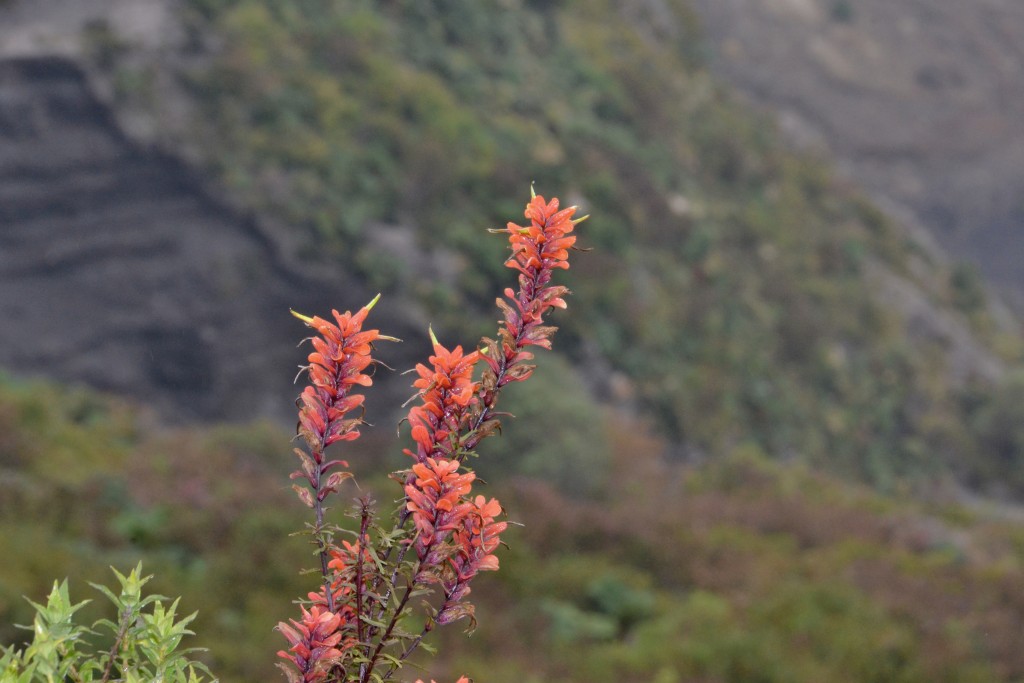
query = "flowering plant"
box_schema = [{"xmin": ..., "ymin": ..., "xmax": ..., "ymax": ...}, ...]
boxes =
[
  {"xmin": 277, "ymin": 191, "xmax": 584, "ymax": 683},
  {"xmin": 0, "ymin": 565, "xmax": 212, "ymax": 683},
  {"xmin": 0, "ymin": 191, "xmax": 582, "ymax": 683}
]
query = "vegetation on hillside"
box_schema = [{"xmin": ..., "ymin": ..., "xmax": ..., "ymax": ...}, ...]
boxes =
[
  {"xmin": 5, "ymin": 375, "xmax": 1024, "ymax": 682},
  {"xmin": 0, "ymin": 374, "xmax": 303, "ymax": 681},
  {"xmin": 6, "ymin": 0, "xmax": 1024, "ymax": 680},
  {"xmin": 153, "ymin": 0, "xmax": 1024, "ymax": 494}
]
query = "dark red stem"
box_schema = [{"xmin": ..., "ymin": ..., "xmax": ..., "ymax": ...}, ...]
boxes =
[{"xmin": 359, "ymin": 580, "xmax": 414, "ymax": 683}]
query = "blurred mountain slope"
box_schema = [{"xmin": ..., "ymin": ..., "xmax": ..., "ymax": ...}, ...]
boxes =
[
  {"xmin": 4, "ymin": 3, "xmax": 1024, "ymax": 681},
  {"xmin": 691, "ymin": 0, "xmax": 1024, "ymax": 312},
  {"xmin": 0, "ymin": 0, "xmax": 1022, "ymax": 494},
  {"xmin": 0, "ymin": 56, "xmax": 419, "ymax": 422}
]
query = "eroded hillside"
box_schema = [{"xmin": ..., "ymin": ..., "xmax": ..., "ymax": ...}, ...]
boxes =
[
  {"xmin": 0, "ymin": 56, "xmax": 413, "ymax": 421},
  {"xmin": 0, "ymin": 0, "xmax": 1021, "ymax": 495},
  {"xmin": 692, "ymin": 0, "xmax": 1024, "ymax": 311}
]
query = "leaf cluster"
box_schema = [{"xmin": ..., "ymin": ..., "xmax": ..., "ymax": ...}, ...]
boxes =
[{"xmin": 1, "ymin": 565, "xmax": 211, "ymax": 683}]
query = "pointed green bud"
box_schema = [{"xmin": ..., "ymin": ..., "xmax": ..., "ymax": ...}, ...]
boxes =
[{"xmin": 290, "ymin": 309, "xmax": 315, "ymax": 325}]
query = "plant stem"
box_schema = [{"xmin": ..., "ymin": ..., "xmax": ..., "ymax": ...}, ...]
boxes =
[
  {"xmin": 356, "ymin": 499, "xmax": 372, "ymax": 649},
  {"xmin": 360, "ymin": 581, "xmax": 414, "ymax": 683},
  {"xmin": 99, "ymin": 606, "xmax": 132, "ymax": 683},
  {"xmin": 312, "ymin": 445, "xmax": 336, "ymax": 613},
  {"xmin": 461, "ymin": 270, "xmax": 542, "ymax": 457}
]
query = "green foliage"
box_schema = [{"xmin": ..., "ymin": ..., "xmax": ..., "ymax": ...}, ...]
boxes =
[
  {"xmin": 963, "ymin": 371, "xmax": 1024, "ymax": 491},
  {"xmin": 0, "ymin": 373, "xmax": 135, "ymax": 485},
  {"xmin": 1, "ymin": 566, "xmax": 210, "ymax": 683},
  {"xmin": 473, "ymin": 353, "xmax": 612, "ymax": 498},
  {"xmin": 534, "ymin": 562, "xmax": 657, "ymax": 644},
  {"xmin": 5, "ymin": 581, "xmax": 92, "ymax": 683},
  {"xmin": 542, "ymin": 601, "xmax": 618, "ymax": 643},
  {"xmin": 443, "ymin": 450, "xmax": 1016, "ymax": 683},
  {"xmin": 169, "ymin": 0, "xmax": 1024, "ymax": 496},
  {"xmin": 950, "ymin": 264, "xmax": 986, "ymax": 314},
  {"xmin": 4, "ymin": 378, "xmax": 1024, "ymax": 682},
  {"xmin": 583, "ymin": 574, "xmax": 656, "ymax": 635},
  {"xmin": 0, "ymin": 374, "xmax": 305, "ymax": 680}
]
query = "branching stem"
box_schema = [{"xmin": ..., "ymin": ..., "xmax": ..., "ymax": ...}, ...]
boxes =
[
  {"xmin": 99, "ymin": 606, "xmax": 133, "ymax": 683},
  {"xmin": 360, "ymin": 581, "xmax": 414, "ymax": 683}
]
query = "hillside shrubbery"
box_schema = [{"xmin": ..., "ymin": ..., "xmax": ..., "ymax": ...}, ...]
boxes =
[
  {"xmin": 5, "ymin": 373, "xmax": 1024, "ymax": 682},
  {"xmin": 4, "ymin": 0, "xmax": 1024, "ymax": 681},
  {"xmin": 162, "ymin": 0, "xmax": 1024, "ymax": 494}
]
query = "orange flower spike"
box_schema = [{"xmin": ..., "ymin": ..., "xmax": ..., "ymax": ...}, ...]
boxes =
[
  {"xmin": 464, "ymin": 192, "xmax": 582, "ymax": 458},
  {"xmin": 502, "ymin": 195, "xmax": 578, "ymax": 330},
  {"xmin": 292, "ymin": 294, "xmax": 384, "ymax": 461},
  {"xmin": 453, "ymin": 498, "xmax": 504, "ymax": 572},
  {"xmin": 432, "ymin": 496, "xmax": 507, "ymax": 627},
  {"xmin": 464, "ymin": 496, "xmax": 506, "ymax": 561},
  {"xmin": 276, "ymin": 604, "xmax": 349, "ymax": 683},
  {"xmin": 289, "ymin": 296, "xmax": 395, "ymax": 616},
  {"xmin": 512, "ymin": 196, "xmax": 577, "ymax": 261},
  {"xmin": 404, "ymin": 457, "xmax": 477, "ymax": 564},
  {"xmin": 405, "ymin": 336, "xmax": 481, "ymax": 463}
]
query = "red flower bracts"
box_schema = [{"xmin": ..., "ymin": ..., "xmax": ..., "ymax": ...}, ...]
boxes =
[
  {"xmin": 406, "ymin": 458, "xmax": 476, "ymax": 556},
  {"xmin": 290, "ymin": 295, "xmax": 383, "ymax": 509},
  {"xmin": 308, "ymin": 540, "xmax": 373, "ymax": 611},
  {"xmin": 297, "ymin": 298, "xmax": 380, "ymax": 447},
  {"xmin": 406, "ymin": 341, "xmax": 481, "ymax": 464},
  {"xmin": 436, "ymin": 496, "xmax": 507, "ymax": 627},
  {"xmin": 278, "ymin": 191, "xmax": 581, "ymax": 683},
  {"xmin": 499, "ymin": 193, "xmax": 578, "ymax": 343},
  {"xmin": 286, "ymin": 296, "xmax": 387, "ymax": 628},
  {"xmin": 468, "ymin": 194, "xmax": 584, "ymax": 452},
  {"xmin": 276, "ymin": 605, "xmax": 349, "ymax": 683},
  {"xmin": 402, "ymin": 341, "xmax": 501, "ymax": 617}
]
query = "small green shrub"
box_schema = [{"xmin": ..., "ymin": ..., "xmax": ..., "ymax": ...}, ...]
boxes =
[{"xmin": 0, "ymin": 565, "xmax": 210, "ymax": 683}]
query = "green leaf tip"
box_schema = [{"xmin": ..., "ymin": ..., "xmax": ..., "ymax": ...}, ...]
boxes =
[
  {"xmin": 365, "ymin": 292, "xmax": 382, "ymax": 311},
  {"xmin": 428, "ymin": 326, "xmax": 439, "ymax": 347},
  {"xmin": 290, "ymin": 309, "xmax": 315, "ymax": 325}
]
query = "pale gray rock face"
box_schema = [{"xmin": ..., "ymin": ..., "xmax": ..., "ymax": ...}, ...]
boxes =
[
  {"xmin": 691, "ymin": 0, "xmax": 1024, "ymax": 311},
  {"xmin": 0, "ymin": 0, "xmax": 177, "ymax": 59}
]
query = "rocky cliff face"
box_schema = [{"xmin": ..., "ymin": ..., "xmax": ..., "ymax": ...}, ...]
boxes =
[
  {"xmin": 692, "ymin": 0, "xmax": 1024, "ymax": 312},
  {"xmin": 0, "ymin": 57, "xmax": 410, "ymax": 422}
]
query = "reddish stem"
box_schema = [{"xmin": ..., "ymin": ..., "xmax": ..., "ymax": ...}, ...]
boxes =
[{"xmin": 359, "ymin": 580, "xmax": 414, "ymax": 683}]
